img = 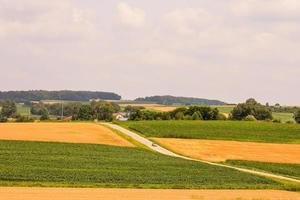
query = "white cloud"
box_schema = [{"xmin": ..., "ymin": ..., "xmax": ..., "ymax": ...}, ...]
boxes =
[
  {"xmin": 0, "ymin": 0, "xmax": 95, "ymax": 41},
  {"xmin": 231, "ymin": 0, "xmax": 300, "ymax": 19},
  {"xmin": 116, "ymin": 2, "xmax": 145, "ymax": 28},
  {"xmin": 164, "ymin": 8, "xmax": 215, "ymax": 35}
]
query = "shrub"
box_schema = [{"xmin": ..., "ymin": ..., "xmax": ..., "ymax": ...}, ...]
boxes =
[
  {"xmin": 295, "ymin": 110, "xmax": 300, "ymax": 124},
  {"xmin": 243, "ymin": 115, "xmax": 257, "ymax": 121},
  {"xmin": 16, "ymin": 115, "xmax": 35, "ymax": 122},
  {"xmin": 192, "ymin": 112, "xmax": 202, "ymax": 120},
  {"xmin": 272, "ymin": 119, "xmax": 281, "ymax": 123},
  {"xmin": 286, "ymin": 120, "xmax": 295, "ymax": 124}
]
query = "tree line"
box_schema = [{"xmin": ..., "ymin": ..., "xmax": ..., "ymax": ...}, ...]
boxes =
[
  {"xmin": 0, "ymin": 98, "xmax": 300, "ymax": 124},
  {"xmin": 0, "ymin": 100, "xmax": 120, "ymax": 122},
  {"xmin": 0, "ymin": 90, "xmax": 121, "ymax": 102},
  {"xmin": 135, "ymin": 95, "xmax": 226, "ymax": 105}
]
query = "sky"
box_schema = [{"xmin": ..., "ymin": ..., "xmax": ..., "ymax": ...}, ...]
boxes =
[{"xmin": 0, "ymin": 0, "xmax": 299, "ymax": 105}]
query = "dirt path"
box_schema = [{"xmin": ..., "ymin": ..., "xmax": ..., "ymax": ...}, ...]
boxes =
[
  {"xmin": 1, "ymin": 187, "xmax": 299, "ymax": 200},
  {"xmin": 105, "ymin": 123, "xmax": 300, "ymax": 184},
  {"xmin": 153, "ymin": 138, "xmax": 300, "ymax": 163},
  {"xmin": 0, "ymin": 123, "xmax": 133, "ymax": 147}
]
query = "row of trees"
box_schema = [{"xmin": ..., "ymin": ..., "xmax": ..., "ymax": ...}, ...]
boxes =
[
  {"xmin": 30, "ymin": 101, "xmax": 120, "ymax": 121},
  {"xmin": 127, "ymin": 105, "xmax": 221, "ymax": 121}
]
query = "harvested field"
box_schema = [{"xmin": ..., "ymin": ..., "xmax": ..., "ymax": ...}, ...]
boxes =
[
  {"xmin": 1, "ymin": 188, "xmax": 299, "ymax": 200},
  {"xmin": 153, "ymin": 138, "xmax": 300, "ymax": 163},
  {"xmin": 0, "ymin": 123, "xmax": 133, "ymax": 147},
  {"xmin": 120, "ymin": 104, "xmax": 177, "ymax": 112}
]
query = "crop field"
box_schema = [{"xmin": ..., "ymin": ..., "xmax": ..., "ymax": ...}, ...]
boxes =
[
  {"xmin": 16, "ymin": 104, "xmax": 31, "ymax": 115},
  {"xmin": 152, "ymin": 138, "xmax": 300, "ymax": 163},
  {"xmin": 0, "ymin": 140, "xmax": 281, "ymax": 189},
  {"xmin": 0, "ymin": 123, "xmax": 133, "ymax": 147},
  {"xmin": 225, "ymin": 160, "xmax": 300, "ymax": 180},
  {"xmin": 119, "ymin": 121, "xmax": 300, "ymax": 144},
  {"xmin": 273, "ymin": 112, "xmax": 295, "ymax": 123},
  {"xmin": 1, "ymin": 188, "xmax": 300, "ymax": 200}
]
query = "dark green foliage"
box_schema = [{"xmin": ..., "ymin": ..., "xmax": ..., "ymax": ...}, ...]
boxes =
[
  {"xmin": 119, "ymin": 121, "xmax": 300, "ymax": 143},
  {"xmin": 135, "ymin": 95, "xmax": 226, "ymax": 105},
  {"xmin": 0, "ymin": 90, "xmax": 121, "ymax": 102},
  {"xmin": 192, "ymin": 112, "xmax": 201, "ymax": 120},
  {"xmin": 91, "ymin": 101, "xmax": 119, "ymax": 121},
  {"xmin": 295, "ymin": 110, "xmax": 300, "ymax": 124},
  {"xmin": 231, "ymin": 98, "xmax": 272, "ymax": 121},
  {"xmin": 0, "ymin": 100, "xmax": 17, "ymax": 118},
  {"xmin": 0, "ymin": 140, "xmax": 280, "ymax": 189},
  {"xmin": 40, "ymin": 109, "xmax": 49, "ymax": 121},
  {"xmin": 15, "ymin": 115, "xmax": 35, "ymax": 122},
  {"xmin": 225, "ymin": 160, "xmax": 300, "ymax": 180},
  {"xmin": 77, "ymin": 105, "xmax": 93, "ymax": 120}
]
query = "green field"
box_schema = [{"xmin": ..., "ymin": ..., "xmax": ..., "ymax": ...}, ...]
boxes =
[
  {"xmin": 0, "ymin": 140, "xmax": 281, "ymax": 189},
  {"xmin": 16, "ymin": 104, "xmax": 30, "ymax": 115},
  {"xmin": 211, "ymin": 105, "xmax": 234, "ymax": 113},
  {"xmin": 273, "ymin": 112, "xmax": 295, "ymax": 123},
  {"xmin": 119, "ymin": 121, "xmax": 300, "ymax": 144},
  {"xmin": 225, "ymin": 160, "xmax": 300, "ymax": 180}
]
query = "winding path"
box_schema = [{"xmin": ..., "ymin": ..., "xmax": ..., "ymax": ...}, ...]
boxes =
[{"xmin": 104, "ymin": 123, "xmax": 300, "ymax": 184}]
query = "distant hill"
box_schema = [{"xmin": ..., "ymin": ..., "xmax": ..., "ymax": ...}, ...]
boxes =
[
  {"xmin": 0, "ymin": 90, "xmax": 121, "ymax": 102},
  {"xmin": 135, "ymin": 95, "xmax": 226, "ymax": 105}
]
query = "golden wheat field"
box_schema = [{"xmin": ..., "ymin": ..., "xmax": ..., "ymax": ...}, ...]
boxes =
[
  {"xmin": 1, "ymin": 188, "xmax": 299, "ymax": 200},
  {"xmin": 153, "ymin": 138, "xmax": 300, "ymax": 163},
  {"xmin": 0, "ymin": 123, "xmax": 134, "ymax": 147}
]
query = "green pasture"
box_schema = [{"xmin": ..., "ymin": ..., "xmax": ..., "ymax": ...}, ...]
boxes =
[{"xmin": 119, "ymin": 121, "xmax": 300, "ymax": 144}]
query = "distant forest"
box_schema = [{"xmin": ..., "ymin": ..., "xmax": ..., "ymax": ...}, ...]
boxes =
[
  {"xmin": 135, "ymin": 95, "xmax": 226, "ymax": 105},
  {"xmin": 0, "ymin": 90, "xmax": 121, "ymax": 102}
]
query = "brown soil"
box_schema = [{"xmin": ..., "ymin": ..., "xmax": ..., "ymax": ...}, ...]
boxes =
[
  {"xmin": 153, "ymin": 138, "xmax": 300, "ymax": 163},
  {"xmin": 1, "ymin": 188, "xmax": 299, "ymax": 200},
  {"xmin": 0, "ymin": 123, "xmax": 134, "ymax": 147}
]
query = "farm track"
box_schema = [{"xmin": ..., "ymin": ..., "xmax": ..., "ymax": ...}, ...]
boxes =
[{"xmin": 105, "ymin": 123, "xmax": 300, "ymax": 184}]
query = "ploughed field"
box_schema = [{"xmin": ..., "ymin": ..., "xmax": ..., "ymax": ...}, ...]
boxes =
[
  {"xmin": 0, "ymin": 123, "xmax": 133, "ymax": 147},
  {"xmin": 120, "ymin": 121, "xmax": 300, "ymax": 143},
  {"xmin": 0, "ymin": 140, "xmax": 281, "ymax": 189}
]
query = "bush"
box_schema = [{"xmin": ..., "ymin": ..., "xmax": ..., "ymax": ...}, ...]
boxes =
[
  {"xmin": 192, "ymin": 112, "xmax": 202, "ymax": 120},
  {"xmin": 286, "ymin": 120, "xmax": 295, "ymax": 124},
  {"xmin": 243, "ymin": 115, "xmax": 257, "ymax": 121},
  {"xmin": 272, "ymin": 119, "xmax": 281, "ymax": 123},
  {"xmin": 295, "ymin": 110, "xmax": 300, "ymax": 124},
  {"xmin": 0, "ymin": 115, "xmax": 7, "ymax": 122},
  {"xmin": 16, "ymin": 115, "xmax": 35, "ymax": 122}
]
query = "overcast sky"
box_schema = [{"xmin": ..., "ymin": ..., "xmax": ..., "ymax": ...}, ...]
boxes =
[{"xmin": 0, "ymin": 0, "xmax": 299, "ymax": 105}]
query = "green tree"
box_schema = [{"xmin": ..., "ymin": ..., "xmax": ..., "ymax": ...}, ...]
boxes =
[
  {"xmin": 231, "ymin": 99, "xmax": 272, "ymax": 121},
  {"xmin": 192, "ymin": 112, "xmax": 201, "ymax": 120},
  {"xmin": 40, "ymin": 109, "xmax": 49, "ymax": 121},
  {"xmin": 0, "ymin": 100, "xmax": 17, "ymax": 118},
  {"xmin": 77, "ymin": 105, "xmax": 93, "ymax": 120},
  {"xmin": 295, "ymin": 110, "xmax": 300, "ymax": 124},
  {"xmin": 175, "ymin": 112, "xmax": 184, "ymax": 120}
]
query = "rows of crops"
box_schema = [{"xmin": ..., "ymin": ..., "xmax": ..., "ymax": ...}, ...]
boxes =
[
  {"xmin": 225, "ymin": 160, "xmax": 300, "ymax": 180},
  {"xmin": 0, "ymin": 140, "xmax": 280, "ymax": 189},
  {"xmin": 119, "ymin": 121, "xmax": 300, "ymax": 144}
]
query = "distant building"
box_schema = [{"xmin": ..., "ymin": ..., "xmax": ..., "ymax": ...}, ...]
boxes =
[{"xmin": 114, "ymin": 112, "xmax": 129, "ymax": 121}]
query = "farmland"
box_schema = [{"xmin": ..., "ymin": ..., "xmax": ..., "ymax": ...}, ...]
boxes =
[
  {"xmin": 119, "ymin": 121, "xmax": 300, "ymax": 144},
  {"xmin": 152, "ymin": 138, "xmax": 300, "ymax": 163},
  {"xmin": 0, "ymin": 123, "xmax": 133, "ymax": 147},
  {"xmin": 225, "ymin": 160, "xmax": 300, "ymax": 180},
  {"xmin": 0, "ymin": 140, "xmax": 281, "ymax": 189},
  {"xmin": 1, "ymin": 188, "xmax": 300, "ymax": 200}
]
